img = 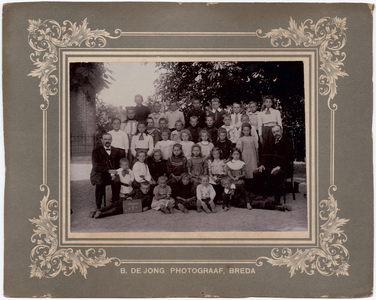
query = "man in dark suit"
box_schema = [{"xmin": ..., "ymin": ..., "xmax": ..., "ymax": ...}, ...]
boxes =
[
  {"xmin": 90, "ymin": 133, "xmax": 125, "ymax": 209},
  {"xmin": 253, "ymin": 125, "xmax": 294, "ymax": 203}
]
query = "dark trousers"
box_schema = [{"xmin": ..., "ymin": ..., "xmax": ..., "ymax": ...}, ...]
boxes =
[
  {"xmin": 253, "ymin": 168, "xmax": 286, "ymax": 203},
  {"xmin": 176, "ymin": 198, "xmax": 197, "ymax": 210},
  {"xmin": 222, "ymin": 186, "xmax": 250, "ymax": 208},
  {"xmin": 97, "ymin": 200, "xmax": 124, "ymax": 218},
  {"xmin": 94, "ymin": 173, "xmax": 121, "ymax": 209},
  {"xmin": 250, "ymin": 196, "xmax": 284, "ymax": 210},
  {"xmin": 212, "ymin": 184, "xmax": 224, "ymax": 204}
]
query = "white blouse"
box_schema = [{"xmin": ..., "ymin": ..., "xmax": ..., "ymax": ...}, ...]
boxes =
[
  {"xmin": 108, "ymin": 130, "xmax": 129, "ymax": 151},
  {"xmin": 116, "ymin": 168, "xmax": 134, "ymax": 194},
  {"xmin": 180, "ymin": 141, "xmax": 195, "ymax": 159},
  {"xmin": 258, "ymin": 108, "xmax": 282, "ymax": 133},
  {"xmin": 130, "ymin": 133, "xmax": 154, "ymax": 157},
  {"xmin": 132, "ymin": 161, "xmax": 152, "ymax": 183},
  {"xmin": 155, "ymin": 140, "xmax": 175, "ymax": 160}
]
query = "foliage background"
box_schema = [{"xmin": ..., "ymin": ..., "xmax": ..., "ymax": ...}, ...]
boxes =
[
  {"xmin": 152, "ymin": 61, "xmax": 305, "ymax": 160},
  {"xmin": 71, "ymin": 61, "xmax": 306, "ymax": 161}
]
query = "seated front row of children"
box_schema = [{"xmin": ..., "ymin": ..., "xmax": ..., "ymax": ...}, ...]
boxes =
[{"xmin": 90, "ymin": 156, "xmax": 291, "ymax": 218}]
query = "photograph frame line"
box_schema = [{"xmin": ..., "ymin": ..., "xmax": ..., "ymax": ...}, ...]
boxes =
[
  {"xmin": 28, "ymin": 16, "xmax": 349, "ymax": 279},
  {"xmin": 63, "ymin": 51, "xmax": 314, "ymax": 244}
]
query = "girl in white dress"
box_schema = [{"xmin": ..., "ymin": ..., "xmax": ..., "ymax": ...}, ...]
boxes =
[
  {"xmin": 236, "ymin": 122, "xmax": 258, "ymax": 179},
  {"xmin": 197, "ymin": 129, "xmax": 214, "ymax": 159},
  {"xmin": 179, "ymin": 129, "xmax": 195, "ymax": 159}
]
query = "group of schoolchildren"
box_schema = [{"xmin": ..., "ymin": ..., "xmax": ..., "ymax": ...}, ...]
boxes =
[{"xmin": 90, "ymin": 94, "xmax": 290, "ymax": 219}]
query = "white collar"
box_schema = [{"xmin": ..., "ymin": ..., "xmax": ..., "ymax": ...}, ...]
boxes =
[
  {"xmin": 225, "ymin": 184, "xmax": 236, "ymax": 193},
  {"xmin": 211, "ymin": 108, "xmax": 222, "ymax": 113}
]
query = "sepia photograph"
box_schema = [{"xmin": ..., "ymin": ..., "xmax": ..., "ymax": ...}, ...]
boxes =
[
  {"xmin": 4, "ymin": 2, "xmax": 373, "ymax": 297},
  {"xmin": 69, "ymin": 60, "xmax": 308, "ymax": 233}
]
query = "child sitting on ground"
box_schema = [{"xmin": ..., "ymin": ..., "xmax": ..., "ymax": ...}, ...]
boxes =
[
  {"xmin": 133, "ymin": 181, "xmax": 153, "ymax": 212},
  {"xmin": 174, "ymin": 173, "xmax": 197, "ymax": 213},
  {"xmin": 220, "ymin": 176, "xmax": 252, "ymax": 211},
  {"xmin": 151, "ymin": 175, "xmax": 175, "ymax": 214},
  {"xmin": 187, "ymin": 144, "xmax": 208, "ymax": 186},
  {"xmin": 90, "ymin": 158, "xmax": 134, "ymax": 218},
  {"xmin": 179, "ymin": 129, "xmax": 195, "ymax": 159},
  {"xmin": 221, "ymin": 176, "xmax": 292, "ymax": 212},
  {"xmin": 196, "ymin": 174, "xmax": 216, "ymax": 214}
]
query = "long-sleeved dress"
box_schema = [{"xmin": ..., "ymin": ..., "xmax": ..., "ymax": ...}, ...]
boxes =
[
  {"xmin": 197, "ymin": 141, "xmax": 214, "ymax": 159},
  {"xmin": 236, "ymin": 135, "xmax": 258, "ymax": 179}
]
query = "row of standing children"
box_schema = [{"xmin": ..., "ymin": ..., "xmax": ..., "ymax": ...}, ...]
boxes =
[{"xmin": 109, "ymin": 94, "xmax": 281, "ymax": 167}]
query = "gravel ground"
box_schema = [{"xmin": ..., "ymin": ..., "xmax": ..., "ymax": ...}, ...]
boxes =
[{"xmin": 70, "ymin": 163, "xmax": 307, "ymax": 232}]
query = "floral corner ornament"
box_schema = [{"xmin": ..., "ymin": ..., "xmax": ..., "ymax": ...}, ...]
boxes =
[
  {"xmin": 256, "ymin": 16, "xmax": 348, "ymax": 110},
  {"xmin": 28, "ymin": 17, "xmax": 350, "ymax": 278},
  {"xmin": 29, "ymin": 184, "xmax": 121, "ymax": 279},
  {"xmin": 257, "ymin": 186, "xmax": 349, "ymax": 277},
  {"xmin": 27, "ymin": 18, "xmax": 121, "ymax": 109},
  {"xmin": 255, "ymin": 17, "xmax": 350, "ymax": 277}
]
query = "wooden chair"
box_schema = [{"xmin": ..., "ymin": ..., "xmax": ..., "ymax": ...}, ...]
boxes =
[
  {"xmin": 283, "ymin": 161, "xmax": 296, "ymax": 204},
  {"xmin": 102, "ymin": 184, "xmax": 113, "ymax": 207}
]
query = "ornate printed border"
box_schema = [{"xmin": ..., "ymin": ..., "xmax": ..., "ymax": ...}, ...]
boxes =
[{"xmin": 28, "ymin": 17, "xmax": 349, "ymax": 278}]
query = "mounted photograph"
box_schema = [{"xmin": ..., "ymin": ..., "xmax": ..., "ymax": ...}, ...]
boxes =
[{"xmin": 69, "ymin": 60, "xmax": 308, "ymax": 233}]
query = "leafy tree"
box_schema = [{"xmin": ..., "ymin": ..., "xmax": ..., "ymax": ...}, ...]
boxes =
[
  {"xmin": 70, "ymin": 62, "xmax": 115, "ymax": 102},
  {"xmin": 153, "ymin": 61, "xmax": 306, "ymax": 160},
  {"xmin": 69, "ymin": 62, "xmax": 115, "ymax": 154},
  {"xmin": 95, "ymin": 99, "xmax": 120, "ymax": 132}
]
